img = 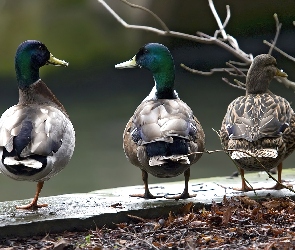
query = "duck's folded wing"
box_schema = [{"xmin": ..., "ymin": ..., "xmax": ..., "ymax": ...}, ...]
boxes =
[
  {"xmin": 225, "ymin": 94, "xmax": 292, "ymax": 142},
  {"xmin": 132, "ymin": 99, "xmax": 197, "ymax": 144},
  {"xmin": 0, "ymin": 105, "xmax": 67, "ymax": 157}
]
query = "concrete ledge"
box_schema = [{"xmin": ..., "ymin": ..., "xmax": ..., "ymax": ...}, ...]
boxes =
[{"xmin": 1, "ymin": 169, "xmax": 295, "ymax": 238}]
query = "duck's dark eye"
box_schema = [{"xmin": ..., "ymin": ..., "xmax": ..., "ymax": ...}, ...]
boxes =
[
  {"xmin": 265, "ymin": 62, "xmax": 276, "ymax": 67},
  {"xmin": 136, "ymin": 47, "xmax": 148, "ymax": 58}
]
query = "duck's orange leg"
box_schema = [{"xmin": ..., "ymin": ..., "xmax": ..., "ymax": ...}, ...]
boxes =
[
  {"xmin": 233, "ymin": 168, "xmax": 253, "ymax": 192},
  {"xmin": 16, "ymin": 181, "xmax": 48, "ymax": 209},
  {"xmin": 166, "ymin": 168, "xmax": 196, "ymax": 200},
  {"xmin": 266, "ymin": 162, "xmax": 292, "ymax": 190},
  {"xmin": 130, "ymin": 170, "xmax": 163, "ymax": 199}
]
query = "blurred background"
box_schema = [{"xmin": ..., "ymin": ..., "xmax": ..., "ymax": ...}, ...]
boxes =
[{"xmin": 0, "ymin": 0, "xmax": 295, "ymax": 201}]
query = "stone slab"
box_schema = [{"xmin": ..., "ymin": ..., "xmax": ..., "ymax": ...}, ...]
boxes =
[{"xmin": 1, "ymin": 169, "xmax": 295, "ymax": 238}]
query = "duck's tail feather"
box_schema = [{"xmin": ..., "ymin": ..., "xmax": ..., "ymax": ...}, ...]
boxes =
[
  {"xmin": 231, "ymin": 148, "xmax": 278, "ymax": 160},
  {"xmin": 149, "ymin": 155, "xmax": 190, "ymax": 166},
  {"xmin": 4, "ymin": 157, "xmax": 43, "ymax": 169}
]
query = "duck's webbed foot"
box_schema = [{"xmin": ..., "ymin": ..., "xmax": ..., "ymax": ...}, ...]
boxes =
[
  {"xmin": 16, "ymin": 182, "xmax": 47, "ymax": 210},
  {"xmin": 130, "ymin": 190, "xmax": 163, "ymax": 199},
  {"xmin": 165, "ymin": 191, "xmax": 196, "ymax": 200},
  {"xmin": 130, "ymin": 170, "xmax": 164, "ymax": 199},
  {"xmin": 265, "ymin": 182, "xmax": 293, "ymax": 190},
  {"xmin": 264, "ymin": 163, "xmax": 292, "ymax": 190},
  {"xmin": 16, "ymin": 201, "xmax": 48, "ymax": 210},
  {"xmin": 165, "ymin": 168, "xmax": 195, "ymax": 200},
  {"xmin": 233, "ymin": 168, "xmax": 258, "ymax": 192}
]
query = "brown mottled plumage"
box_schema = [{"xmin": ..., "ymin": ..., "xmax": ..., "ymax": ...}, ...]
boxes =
[
  {"xmin": 220, "ymin": 54, "xmax": 295, "ymax": 191},
  {"xmin": 116, "ymin": 43, "xmax": 205, "ymax": 199}
]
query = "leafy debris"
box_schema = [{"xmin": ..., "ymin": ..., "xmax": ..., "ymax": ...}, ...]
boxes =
[{"xmin": 2, "ymin": 196, "xmax": 295, "ymax": 249}]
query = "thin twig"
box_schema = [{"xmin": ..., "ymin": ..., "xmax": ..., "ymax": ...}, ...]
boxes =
[
  {"xmin": 196, "ymin": 32, "xmax": 252, "ymax": 63},
  {"xmin": 222, "ymin": 78, "xmax": 246, "ymax": 90},
  {"xmin": 125, "ymin": 232, "xmax": 160, "ymax": 250},
  {"xmin": 228, "ymin": 60, "xmax": 251, "ymax": 66},
  {"xmin": 226, "ymin": 148, "xmax": 295, "ymax": 194},
  {"xmin": 224, "ymin": 69, "xmax": 241, "ymax": 77},
  {"xmin": 234, "ymin": 79, "xmax": 246, "ymax": 88},
  {"xmin": 212, "ymin": 129, "xmax": 295, "ymax": 194},
  {"xmin": 98, "ymin": 0, "xmax": 215, "ymax": 42},
  {"xmin": 212, "ymin": 2, "xmax": 232, "ymax": 41},
  {"xmin": 119, "ymin": 0, "xmax": 170, "ymax": 32},
  {"xmin": 264, "ymin": 40, "xmax": 295, "ymax": 63},
  {"xmin": 127, "ymin": 214, "xmax": 147, "ymax": 222},
  {"xmin": 275, "ymin": 77, "xmax": 295, "ymax": 92},
  {"xmin": 181, "ymin": 63, "xmax": 247, "ymax": 76},
  {"xmin": 212, "ymin": 128, "xmax": 256, "ymax": 192},
  {"xmin": 209, "ymin": 0, "xmax": 227, "ymax": 39},
  {"xmin": 268, "ymin": 13, "xmax": 282, "ymax": 55},
  {"xmin": 223, "ymin": 5, "xmax": 231, "ymax": 30},
  {"xmin": 99, "ymin": 0, "xmax": 295, "ymax": 95},
  {"xmin": 226, "ymin": 62, "xmax": 247, "ymax": 77},
  {"xmin": 99, "ymin": 0, "xmax": 252, "ymax": 64}
]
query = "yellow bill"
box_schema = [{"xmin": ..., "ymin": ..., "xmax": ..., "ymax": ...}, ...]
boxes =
[
  {"xmin": 115, "ymin": 56, "xmax": 137, "ymax": 69},
  {"xmin": 47, "ymin": 53, "xmax": 69, "ymax": 67},
  {"xmin": 276, "ymin": 68, "xmax": 288, "ymax": 77}
]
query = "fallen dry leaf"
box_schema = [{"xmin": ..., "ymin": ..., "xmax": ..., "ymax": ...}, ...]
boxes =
[
  {"xmin": 262, "ymin": 200, "xmax": 281, "ymax": 209},
  {"xmin": 238, "ymin": 196, "xmax": 259, "ymax": 207},
  {"xmin": 222, "ymin": 206, "xmax": 232, "ymax": 225},
  {"xmin": 3, "ymin": 196, "xmax": 295, "ymax": 249},
  {"xmin": 179, "ymin": 202, "xmax": 193, "ymax": 214}
]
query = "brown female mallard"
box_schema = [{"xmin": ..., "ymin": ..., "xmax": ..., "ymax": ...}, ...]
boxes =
[
  {"xmin": 220, "ymin": 54, "xmax": 295, "ymax": 191},
  {"xmin": 115, "ymin": 43, "xmax": 205, "ymax": 199}
]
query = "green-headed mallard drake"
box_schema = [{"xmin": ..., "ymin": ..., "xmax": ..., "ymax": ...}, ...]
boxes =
[
  {"xmin": 220, "ymin": 54, "xmax": 295, "ymax": 191},
  {"xmin": 115, "ymin": 43, "xmax": 205, "ymax": 199},
  {"xmin": 0, "ymin": 40, "xmax": 75, "ymax": 209}
]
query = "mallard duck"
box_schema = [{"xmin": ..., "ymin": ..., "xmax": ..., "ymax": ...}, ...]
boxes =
[
  {"xmin": 0, "ymin": 40, "xmax": 75, "ymax": 209},
  {"xmin": 115, "ymin": 43, "xmax": 205, "ymax": 199},
  {"xmin": 220, "ymin": 54, "xmax": 295, "ymax": 191}
]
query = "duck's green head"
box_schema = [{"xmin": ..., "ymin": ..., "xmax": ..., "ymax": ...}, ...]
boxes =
[
  {"xmin": 15, "ymin": 40, "xmax": 68, "ymax": 89},
  {"xmin": 115, "ymin": 43, "xmax": 175, "ymax": 99},
  {"xmin": 246, "ymin": 54, "xmax": 288, "ymax": 94}
]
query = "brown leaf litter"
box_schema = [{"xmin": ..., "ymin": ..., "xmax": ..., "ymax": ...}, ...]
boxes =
[{"xmin": 2, "ymin": 196, "xmax": 295, "ymax": 249}]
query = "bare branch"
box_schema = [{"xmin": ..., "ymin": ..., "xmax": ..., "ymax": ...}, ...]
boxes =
[
  {"xmin": 234, "ymin": 79, "xmax": 246, "ymax": 88},
  {"xmin": 268, "ymin": 14, "xmax": 282, "ymax": 55},
  {"xmin": 180, "ymin": 64, "xmax": 219, "ymax": 76},
  {"xmin": 209, "ymin": 0, "xmax": 227, "ymax": 39},
  {"xmin": 119, "ymin": 0, "xmax": 170, "ymax": 32},
  {"xmin": 223, "ymin": 5, "xmax": 231, "ymax": 29},
  {"xmin": 275, "ymin": 77, "xmax": 295, "ymax": 93},
  {"xmin": 99, "ymin": 0, "xmax": 294, "ymax": 94},
  {"xmin": 180, "ymin": 63, "xmax": 247, "ymax": 76},
  {"xmin": 98, "ymin": 0, "xmax": 169, "ymax": 34},
  {"xmin": 222, "ymin": 78, "xmax": 246, "ymax": 90},
  {"xmin": 228, "ymin": 60, "xmax": 250, "ymax": 66},
  {"xmin": 224, "ymin": 68, "xmax": 242, "ymax": 77},
  {"xmin": 98, "ymin": 0, "xmax": 252, "ymax": 64},
  {"xmin": 196, "ymin": 32, "xmax": 252, "ymax": 63},
  {"xmin": 98, "ymin": 0, "xmax": 217, "ymax": 43},
  {"xmin": 225, "ymin": 62, "xmax": 247, "ymax": 77},
  {"xmin": 214, "ymin": 5, "xmax": 231, "ymax": 38},
  {"xmin": 264, "ymin": 40, "xmax": 295, "ymax": 63}
]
